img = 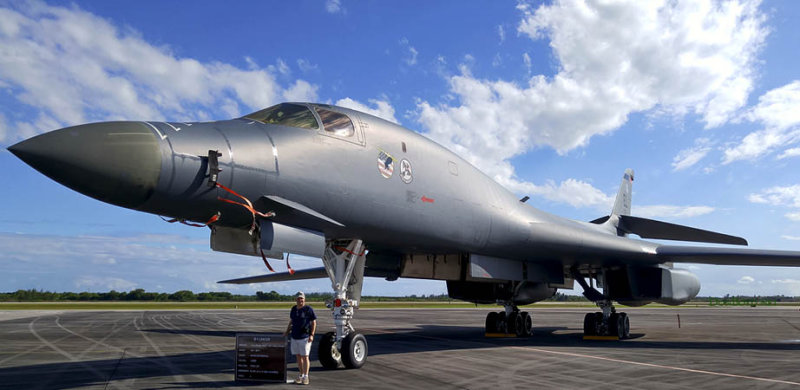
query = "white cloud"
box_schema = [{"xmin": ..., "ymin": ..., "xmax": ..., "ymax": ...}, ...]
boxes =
[
  {"xmin": 297, "ymin": 59, "xmax": 318, "ymax": 73},
  {"xmin": 633, "ymin": 205, "xmax": 715, "ymax": 219},
  {"xmin": 737, "ymin": 276, "xmax": 755, "ymax": 284},
  {"xmin": 498, "ymin": 25, "xmax": 506, "ymax": 43},
  {"xmin": 770, "ymin": 279, "xmax": 800, "ymax": 284},
  {"xmin": 75, "ymin": 276, "xmax": 136, "ymax": 291},
  {"xmin": 781, "ymin": 235, "xmax": 800, "ymax": 241},
  {"xmin": 326, "ymin": 0, "xmax": 343, "ymax": 14},
  {"xmin": 522, "ymin": 52, "xmax": 532, "ymax": 75},
  {"xmin": 748, "ymin": 185, "xmax": 800, "ymax": 208},
  {"xmin": 672, "ymin": 138, "xmax": 712, "ymax": 171},
  {"xmin": 723, "ymin": 81, "xmax": 800, "ymax": 163},
  {"xmin": 335, "ymin": 97, "xmax": 398, "ymax": 124},
  {"xmin": 399, "ymin": 38, "xmax": 418, "ymax": 66},
  {"xmin": 749, "ymin": 184, "xmax": 800, "ymax": 221},
  {"xmin": 0, "ymin": 2, "xmax": 317, "ymax": 143},
  {"xmin": 510, "ymin": 178, "xmax": 612, "ymax": 209},
  {"xmin": 417, "ymin": 0, "xmax": 766, "ymax": 207},
  {"xmin": 0, "ymin": 112, "xmax": 6, "ymax": 143},
  {"xmin": 282, "ymin": 80, "xmax": 319, "ymax": 102},
  {"xmin": 778, "ymin": 147, "xmax": 800, "ymax": 159}
]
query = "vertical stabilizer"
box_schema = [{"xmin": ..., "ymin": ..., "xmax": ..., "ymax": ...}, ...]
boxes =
[{"xmin": 611, "ymin": 169, "xmax": 634, "ymax": 216}]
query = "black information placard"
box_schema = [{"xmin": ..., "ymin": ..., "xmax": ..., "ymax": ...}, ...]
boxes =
[{"xmin": 235, "ymin": 333, "xmax": 287, "ymax": 383}]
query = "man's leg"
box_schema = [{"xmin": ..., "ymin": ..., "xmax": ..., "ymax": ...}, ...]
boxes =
[{"xmin": 302, "ymin": 355, "xmax": 310, "ymax": 376}]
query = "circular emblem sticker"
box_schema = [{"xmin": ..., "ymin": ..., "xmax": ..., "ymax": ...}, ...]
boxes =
[
  {"xmin": 399, "ymin": 159, "xmax": 413, "ymax": 184},
  {"xmin": 377, "ymin": 150, "xmax": 394, "ymax": 178}
]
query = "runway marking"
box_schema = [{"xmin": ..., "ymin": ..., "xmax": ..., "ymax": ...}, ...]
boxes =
[
  {"xmin": 365, "ymin": 327, "xmax": 800, "ymax": 387},
  {"xmin": 27, "ymin": 317, "xmax": 116, "ymax": 386},
  {"xmin": 134, "ymin": 313, "xmax": 188, "ymax": 384},
  {"xmin": 512, "ymin": 346, "xmax": 800, "ymax": 387}
]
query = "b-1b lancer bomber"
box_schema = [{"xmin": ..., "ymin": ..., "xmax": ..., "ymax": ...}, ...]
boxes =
[{"xmin": 9, "ymin": 102, "xmax": 800, "ymax": 368}]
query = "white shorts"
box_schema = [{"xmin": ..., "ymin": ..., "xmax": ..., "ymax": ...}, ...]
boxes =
[{"xmin": 290, "ymin": 337, "xmax": 312, "ymax": 356}]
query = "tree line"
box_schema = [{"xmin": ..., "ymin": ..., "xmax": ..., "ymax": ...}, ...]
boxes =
[
  {"xmin": 4, "ymin": 289, "xmax": 792, "ymax": 303},
  {"xmin": 0, "ymin": 289, "xmax": 457, "ymax": 302}
]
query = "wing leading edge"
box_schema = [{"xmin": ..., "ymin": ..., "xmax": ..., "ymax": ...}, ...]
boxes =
[
  {"xmin": 657, "ymin": 245, "xmax": 800, "ymax": 267},
  {"xmin": 219, "ymin": 267, "xmax": 328, "ymax": 284}
]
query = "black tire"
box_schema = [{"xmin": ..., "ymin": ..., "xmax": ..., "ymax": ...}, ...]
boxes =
[
  {"xmin": 341, "ymin": 333, "xmax": 368, "ymax": 369},
  {"xmin": 594, "ymin": 312, "xmax": 604, "ymax": 335},
  {"xmin": 507, "ymin": 312, "xmax": 518, "ymax": 335},
  {"xmin": 583, "ymin": 313, "xmax": 595, "ymax": 335},
  {"xmin": 620, "ymin": 312, "xmax": 630, "ymax": 339},
  {"xmin": 521, "ymin": 312, "xmax": 533, "ymax": 336},
  {"xmin": 495, "ymin": 312, "xmax": 507, "ymax": 334},
  {"xmin": 486, "ymin": 312, "xmax": 498, "ymax": 333},
  {"xmin": 318, "ymin": 331, "xmax": 341, "ymax": 369},
  {"xmin": 513, "ymin": 312, "xmax": 525, "ymax": 337},
  {"xmin": 610, "ymin": 313, "xmax": 624, "ymax": 339}
]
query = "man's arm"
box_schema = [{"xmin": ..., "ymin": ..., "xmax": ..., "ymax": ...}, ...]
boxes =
[
  {"xmin": 283, "ymin": 320, "xmax": 291, "ymax": 337},
  {"xmin": 309, "ymin": 320, "xmax": 316, "ymax": 341}
]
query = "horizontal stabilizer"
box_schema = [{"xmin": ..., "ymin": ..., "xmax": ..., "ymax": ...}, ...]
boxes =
[
  {"xmin": 658, "ymin": 246, "xmax": 800, "ymax": 267},
  {"xmin": 619, "ymin": 215, "xmax": 747, "ymax": 246},
  {"xmin": 218, "ymin": 267, "xmax": 328, "ymax": 284}
]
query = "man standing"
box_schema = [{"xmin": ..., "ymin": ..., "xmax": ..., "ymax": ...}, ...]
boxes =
[{"xmin": 284, "ymin": 291, "xmax": 316, "ymax": 385}]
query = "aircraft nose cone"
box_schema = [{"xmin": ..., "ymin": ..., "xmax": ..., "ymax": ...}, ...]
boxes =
[{"xmin": 8, "ymin": 121, "xmax": 162, "ymax": 209}]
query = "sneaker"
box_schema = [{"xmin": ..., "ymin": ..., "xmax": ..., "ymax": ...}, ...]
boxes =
[
  {"xmin": 302, "ymin": 376, "xmax": 309, "ymax": 385},
  {"xmin": 294, "ymin": 376, "xmax": 303, "ymax": 384}
]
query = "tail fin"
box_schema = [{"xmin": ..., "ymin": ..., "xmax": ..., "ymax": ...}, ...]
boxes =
[{"xmin": 611, "ymin": 168, "xmax": 634, "ymax": 216}]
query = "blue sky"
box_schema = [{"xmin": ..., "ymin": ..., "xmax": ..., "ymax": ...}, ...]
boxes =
[{"xmin": 1, "ymin": 0, "xmax": 800, "ymax": 297}]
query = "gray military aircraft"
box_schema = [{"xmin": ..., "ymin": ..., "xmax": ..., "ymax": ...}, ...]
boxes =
[{"xmin": 9, "ymin": 102, "xmax": 800, "ymax": 369}]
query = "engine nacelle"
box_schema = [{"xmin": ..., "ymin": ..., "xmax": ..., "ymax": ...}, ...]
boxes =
[
  {"xmin": 656, "ymin": 268, "xmax": 701, "ymax": 305},
  {"xmin": 607, "ymin": 266, "xmax": 700, "ymax": 306}
]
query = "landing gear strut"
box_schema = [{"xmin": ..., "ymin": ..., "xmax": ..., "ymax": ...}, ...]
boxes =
[
  {"xmin": 485, "ymin": 303, "xmax": 533, "ymax": 337},
  {"xmin": 317, "ymin": 240, "xmax": 369, "ymax": 369},
  {"xmin": 572, "ymin": 267, "xmax": 630, "ymax": 339}
]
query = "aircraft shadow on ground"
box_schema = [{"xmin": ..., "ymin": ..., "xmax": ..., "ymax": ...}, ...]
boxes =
[{"xmin": 4, "ymin": 325, "xmax": 800, "ymax": 389}]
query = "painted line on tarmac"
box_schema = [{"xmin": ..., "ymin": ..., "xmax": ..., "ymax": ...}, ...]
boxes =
[
  {"xmin": 512, "ymin": 346, "xmax": 800, "ymax": 387},
  {"xmin": 365, "ymin": 327, "xmax": 800, "ymax": 387}
]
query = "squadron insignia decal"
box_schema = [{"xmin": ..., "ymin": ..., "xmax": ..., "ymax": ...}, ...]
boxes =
[
  {"xmin": 399, "ymin": 159, "xmax": 413, "ymax": 184},
  {"xmin": 377, "ymin": 149, "xmax": 394, "ymax": 178}
]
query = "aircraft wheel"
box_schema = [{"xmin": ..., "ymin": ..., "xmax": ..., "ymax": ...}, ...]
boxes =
[
  {"xmin": 495, "ymin": 312, "xmax": 507, "ymax": 334},
  {"xmin": 610, "ymin": 313, "xmax": 624, "ymax": 339},
  {"xmin": 318, "ymin": 331, "xmax": 341, "ymax": 369},
  {"xmin": 521, "ymin": 312, "xmax": 533, "ymax": 336},
  {"xmin": 486, "ymin": 312, "xmax": 498, "ymax": 333},
  {"xmin": 620, "ymin": 313, "xmax": 630, "ymax": 339},
  {"xmin": 594, "ymin": 312, "xmax": 605, "ymax": 335},
  {"xmin": 506, "ymin": 312, "xmax": 518, "ymax": 335},
  {"xmin": 583, "ymin": 313, "xmax": 595, "ymax": 335},
  {"xmin": 341, "ymin": 332, "xmax": 368, "ymax": 369},
  {"xmin": 513, "ymin": 312, "xmax": 525, "ymax": 337}
]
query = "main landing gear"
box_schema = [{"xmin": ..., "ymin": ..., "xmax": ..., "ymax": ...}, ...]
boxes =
[
  {"xmin": 572, "ymin": 267, "xmax": 630, "ymax": 339},
  {"xmin": 317, "ymin": 240, "xmax": 369, "ymax": 369},
  {"xmin": 485, "ymin": 304, "xmax": 533, "ymax": 336},
  {"xmin": 582, "ymin": 300, "xmax": 630, "ymax": 339}
]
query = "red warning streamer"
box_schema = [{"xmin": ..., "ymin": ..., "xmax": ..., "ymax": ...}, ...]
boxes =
[
  {"xmin": 216, "ymin": 183, "xmax": 275, "ymax": 234},
  {"xmin": 333, "ymin": 246, "xmax": 367, "ymax": 257},
  {"xmin": 160, "ymin": 212, "xmax": 220, "ymax": 227}
]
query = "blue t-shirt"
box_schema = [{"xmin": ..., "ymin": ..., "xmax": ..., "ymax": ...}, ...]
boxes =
[{"xmin": 290, "ymin": 305, "xmax": 317, "ymax": 339}]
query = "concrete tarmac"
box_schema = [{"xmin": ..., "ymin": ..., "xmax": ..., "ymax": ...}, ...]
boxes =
[{"xmin": 1, "ymin": 306, "xmax": 799, "ymax": 389}]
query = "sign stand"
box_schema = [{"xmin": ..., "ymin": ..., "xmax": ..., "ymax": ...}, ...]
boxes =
[{"xmin": 235, "ymin": 333, "xmax": 287, "ymax": 383}]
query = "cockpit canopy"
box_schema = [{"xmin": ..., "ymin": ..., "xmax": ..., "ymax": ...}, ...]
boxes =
[{"xmin": 243, "ymin": 103, "xmax": 355, "ymax": 137}]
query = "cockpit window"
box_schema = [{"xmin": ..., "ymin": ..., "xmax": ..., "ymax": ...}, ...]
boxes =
[
  {"xmin": 315, "ymin": 107, "xmax": 355, "ymax": 137},
  {"xmin": 244, "ymin": 103, "xmax": 319, "ymax": 130}
]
